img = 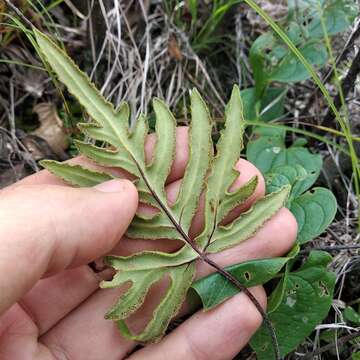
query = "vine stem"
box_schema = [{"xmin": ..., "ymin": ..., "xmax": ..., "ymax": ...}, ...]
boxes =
[
  {"xmin": 136, "ymin": 163, "xmax": 282, "ymax": 360},
  {"xmin": 199, "ymin": 254, "xmax": 281, "ymax": 360}
]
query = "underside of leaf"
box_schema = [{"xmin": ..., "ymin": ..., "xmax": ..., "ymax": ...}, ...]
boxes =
[{"xmin": 34, "ymin": 29, "xmax": 290, "ymax": 343}]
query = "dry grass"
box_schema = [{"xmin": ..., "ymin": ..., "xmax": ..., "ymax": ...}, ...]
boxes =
[{"xmin": 0, "ymin": 0, "xmax": 359, "ymax": 358}]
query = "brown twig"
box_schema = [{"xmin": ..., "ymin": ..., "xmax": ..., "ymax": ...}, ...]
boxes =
[
  {"xmin": 322, "ymin": 19, "xmax": 360, "ymax": 87},
  {"xmin": 300, "ymin": 244, "xmax": 360, "ymax": 255},
  {"xmin": 302, "ymin": 329, "xmax": 360, "ymax": 359}
]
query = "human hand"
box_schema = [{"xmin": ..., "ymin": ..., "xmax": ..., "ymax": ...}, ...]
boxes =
[{"xmin": 0, "ymin": 127, "xmax": 297, "ymax": 360}]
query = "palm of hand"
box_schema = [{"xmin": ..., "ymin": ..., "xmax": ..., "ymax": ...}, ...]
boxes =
[{"xmin": 0, "ymin": 128, "xmax": 297, "ymax": 360}]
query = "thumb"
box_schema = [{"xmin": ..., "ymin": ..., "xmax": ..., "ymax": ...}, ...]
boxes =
[{"xmin": 0, "ymin": 179, "xmax": 138, "ymax": 314}]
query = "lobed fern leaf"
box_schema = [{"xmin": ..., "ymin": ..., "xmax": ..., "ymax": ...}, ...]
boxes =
[{"xmin": 34, "ymin": 29, "xmax": 290, "ymax": 343}]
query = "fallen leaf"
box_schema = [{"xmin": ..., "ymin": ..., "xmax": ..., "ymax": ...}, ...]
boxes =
[
  {"xmin": 168, "ymin": 34, "xmax": 183, "ymax": 61},
  {"xmin": 32, "ymin": 103, "xmax": 69, "ymax": 157}
]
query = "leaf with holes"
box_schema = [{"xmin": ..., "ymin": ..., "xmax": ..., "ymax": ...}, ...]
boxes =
[
  {"xmin": 34, "ymin": 29, "xmax": 290, "ymax": 343},
  {"xmin": 250, "ymin": 251, "xmax": 336, "ymax": 359},
  {"xmin": 191, "ymin": 244, "xmax": 299, "ymax": 310}
]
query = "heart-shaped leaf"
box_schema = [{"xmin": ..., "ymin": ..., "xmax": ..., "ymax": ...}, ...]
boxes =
[
  {"xmin": 250, "ymin": 251, "xmax": 336, "ymax": 359},
  {"xmin": 291, "ymin": 187, "xmax": 337, "ymax": 244},
  {"xmin": 247, "ymin": 128, "xmax": 336, "ymax": 244},
  {"xmin": 246, "ymin": 127, "xmax": 323, "ymax": 179},
  {"xmin": 266, "ymin": 164, "xmax": 316, "ymax": 201}
]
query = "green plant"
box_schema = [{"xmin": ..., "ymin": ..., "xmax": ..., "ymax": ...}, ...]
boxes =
[
  {"xmin": 195, "ymin": 125, "xmax": 338, "ymax": 359},
  {"xmin": 195, "ymin": 249, "xmax": 336, "ymax": 358},
  {"xmin": 242, "ymin": 0, "xmax": 360, "ymax": 233},
  {"xmin": 247, "ymin": 126, "xmax": 337, "ymax": 243},
  {"xmin": 166, "ymin": 0, "xmax": 242, "ymax": 51},
  {"xmin": 232, "ymin": 1, "xmax": 357, "ymax": 356},
  {"xmin": 239, "ymin": 0, "xmax": 357, "ymax": 248},
  {"xmin": 32, "ymin": 27, "xmax": 338, "ymax": 359},
  {"xmin": 245, "ymin": 0, "xmax": 358, "ymax": 103},
  {"xmin": 33, "ymin": 28, "xmax": 289, "ymax": 356}
]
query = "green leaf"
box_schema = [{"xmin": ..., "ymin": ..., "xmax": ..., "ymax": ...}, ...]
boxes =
[
  {"xmin": 247, "ymin": 127, "xmax": 323, "ymax": 178},
  {"xmin": 33, "ymin": 29, "xmax": 303, "ymax": 345},
  {"xmin": 266, "ymin": 164, "xmax": 316, "ymax": 202},
  {"xmin": 251, "ymin": 251, "xmax": 336, "ymax": 359},
  {"xmin": 241, "ymin": 87, "xmax": 286, "ymax": 122},
  {"xmin": 171, "ymin": 89, "xmax": 212, "ymax": 233},
  {"xmin": 269, "ymin": 42, "xmax": 328, "ymax": 83},
  {"xmin": 247, "ymin": 127, "xmax": 337, "ymax": 244},
  {"xmin": 207, "ymin": 186, "xmax": 290, "ymax": 253},
  {"xmin": 290, "ymin": 188, "xmax": 337, "ymax": 244},
  {"xmin": 288, "ymin": 0, "xmax": 358, "ymax": 38},
  {"xmin": 192, "ymin": 247, "xmax": 298, "ymax": 310},
  {"xmin": 74, "ymin": 140, "xmax": 139, "ymax": 177},
  {"xmin": 267, "ymin": 272, "xmax": 288, "ymax": 314},
  {"xmin": 125, "ymin": 89, "xmax": 213, "ymax": 240},
  {"xmin": 147, "ymin": 99, "xmax": 176, "ymax": 197},
  {"xmin": 102, "ymin": 268, "xmax": 166, "ymax": 320},
  {"xmin": 216, "ymin": 176, "xmax": 258, "ymax": 224},
  {"xmin": 267, "ymin": 245, "xmax": 301, "ymax": 314},
  {"xmin": 343, "ymin": 306, "xmax": 360, "ymax": 325},
  {"xmin": 116, "ymin": 263, "xmax": 196, "ymax": 342},
  {"xmin": 104, "ymin": 246, "xmax": 197, "ymax": 271},
  {"xmin": 249, "ymin": 33, "xmax": 273, "ymax": 97},
  {"xmin": 249, "ymin": 0, "xmax": 356, "ymax": 88},
  {"xmin": 195, "ymin": 86, "xmax": 248, "ymax": 249},
  {"xmin": 34, "ymin": 29, "xmax": 131, "ymax": 150},
  {"xmin": 40, "ymin": 160, "xmax": 114, "ymax": 187}
]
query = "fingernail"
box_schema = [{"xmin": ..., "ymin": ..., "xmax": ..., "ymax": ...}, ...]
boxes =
[{"xmin": 95, "ymin": 179, "xmax": 127, "ymax": 193}]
